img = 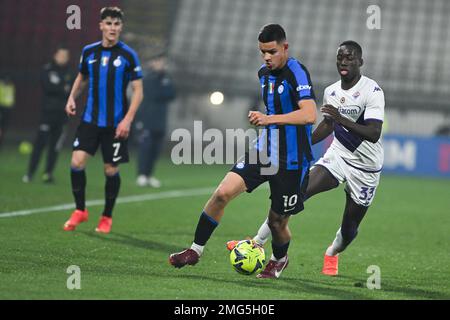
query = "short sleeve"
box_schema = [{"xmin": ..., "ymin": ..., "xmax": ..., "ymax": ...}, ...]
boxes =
[
  {"xmin": 286, "ymin": 61, "xmax": 315, "ymax": 102},
  {"xmin": 322, "ymin": 89, "xmax": 328, "ymax": 105},
  {"xmin": 78, "ymin": 49, "xmax": 88, "ymax": 76},
  {"xmin": 364, "ymin": 85, "xmax": 385, "ymax": 122},
  {"xmin": 128, "ymin": 51, "xmax": 143, "ymax": 81}
]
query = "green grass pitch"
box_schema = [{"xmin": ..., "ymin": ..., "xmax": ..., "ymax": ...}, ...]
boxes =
[{"xmin": 0, "ymin": 147, "xmax": 449, "ymax": 300}]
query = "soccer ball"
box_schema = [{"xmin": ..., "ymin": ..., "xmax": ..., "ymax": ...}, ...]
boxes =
[
  {"xmin": 18, "ymin": 141, "xmax": 32, "ymax": 155},
  {"xmin": 229, "ymin": 240, "xmax": 265, "ymax": 275}
]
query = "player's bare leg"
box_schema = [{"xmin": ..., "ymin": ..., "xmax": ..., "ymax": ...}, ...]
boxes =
[
  {"xmin": 248, "ymin": 165, "xmax": 339, "ymax": 248},
  {"xmin": 257, "ymin": 209, "xmax": 290, "ymax": 278},
  {"xmin": 323, "ymin": 192, "xmax": 368, "ymax": 276},
  {"xmin": 63, "ymin": 151, "xmax": 90, "ymax": 231},
  {"xmin": 169, "ymin": 172, "xmax": 247, "ymax": 268}
]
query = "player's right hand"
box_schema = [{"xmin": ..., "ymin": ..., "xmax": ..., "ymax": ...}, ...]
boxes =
[
  {"xmin": 65, "ymin": 97, "xmax": 76, "ymax": 116},
  {"xmin": 321, "ymin": 104, "xmax": 338, "ymax": 123}
]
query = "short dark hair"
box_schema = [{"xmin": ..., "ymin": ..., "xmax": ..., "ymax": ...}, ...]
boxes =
[
  {"xmin": 258, "ymin": 24, "xmax": 286, "ymax": 43},
  {"xmin": 339, "ymin": 40, "xmax": 362, "ymax": 58},
  {"xmin": 100, "ymin": 7, "xmax": 124, "ymax": 21}
]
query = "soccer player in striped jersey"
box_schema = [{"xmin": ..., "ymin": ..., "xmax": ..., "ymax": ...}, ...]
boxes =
[
  {"xmin": 228, "ymin": 40, "xmax": 385, "ymax": 276},
  {"xmin": 63, "ymin": 7, "xmax": 143, "ymax": 234},
  {"xmin": 169, "ymin": 24, "xmax": 317, "ymax": 279}
]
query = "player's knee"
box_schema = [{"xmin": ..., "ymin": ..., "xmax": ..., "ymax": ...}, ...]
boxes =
[
  {"xmin": 71, "ymin": 158, "xmax": 85, "ymax": 170},
  {"xmin": 104, "ymin": 165, "xmax": 119, "ymax": 176},
  {"xmin": 212, "ymin": 187, "xmax": 232, "ymax": 206}
]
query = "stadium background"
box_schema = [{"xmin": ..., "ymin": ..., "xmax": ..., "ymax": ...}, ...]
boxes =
[
  {"xmin": 1, "ymin": 0, "xmax": 450, "ymax": 177},
  {"xmin": 0, "ymin": 0, "xmax": 449, "ymax": 301}
]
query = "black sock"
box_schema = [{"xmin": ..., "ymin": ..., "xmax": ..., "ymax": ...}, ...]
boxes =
[
  {"xmin": 103, "ymin": 173, "xmax": 121, "ymax": 217},
  {"xmin": 272, "ymin": 241, "xmax": 290, "ymax": 260},
  {"xmin": 193, "ymin": 211, "xmax": 219, "ymax": 246},
  {"xmin": 71, "ymin": 167, "xmax": 86, "ymax": 211}
]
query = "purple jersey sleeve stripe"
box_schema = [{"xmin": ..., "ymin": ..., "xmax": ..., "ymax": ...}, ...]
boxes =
[{"xmin": 364, "ymin": 118, "xmax": 384, "ymax": 123}]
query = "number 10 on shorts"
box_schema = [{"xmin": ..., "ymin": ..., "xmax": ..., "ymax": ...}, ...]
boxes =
[{"xmin": 283, "ymin": 195, "xmax": 298, "ymax": 208}]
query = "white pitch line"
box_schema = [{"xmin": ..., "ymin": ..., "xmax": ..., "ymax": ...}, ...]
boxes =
[{"xmin": 0, "ymin": 187, "xmax": 216, "ymax": 219}]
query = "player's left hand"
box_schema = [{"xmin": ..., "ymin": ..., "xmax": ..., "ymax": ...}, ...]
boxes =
[
  {"xmin": 321, "ymin": 105, "xmax": 342, "ymax": 123},
  {"xmin": 248, "ymin": 111, "xmax": 270, "ymax": 126},
  {"xmin": 115, "ymin": 118, "xmax": 132, "ymax": 139}
]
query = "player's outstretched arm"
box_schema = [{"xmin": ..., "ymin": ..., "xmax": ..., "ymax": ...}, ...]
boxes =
[
  {"xmin": 65, "ymin": 73, "xmax": 88, "ymax": 117},
  {"xmin": 115, "ymin": 79, "xmax": 143, "ymax": 139},
  {"xmin": 321, "ymin": 105, "xmax": 382, "ymax": 143}
]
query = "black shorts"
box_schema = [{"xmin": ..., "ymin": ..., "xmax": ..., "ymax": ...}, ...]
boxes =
[
  {"xmin": 230, "ymin": 154, "xmax": 309, "ymax": 216},
  {"xmin": 72, "ymin": 121, "xmax": 129, "ymax": 165}
]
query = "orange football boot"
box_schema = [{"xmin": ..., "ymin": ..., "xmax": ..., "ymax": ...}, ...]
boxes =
[
  {"xmin": 95, "ymin": 216, "xmax": 112, "ymax": 234},
  {"xmin": 322, "ymin": 254, "xmax": 339, "ymax": 276},
  {"xmin": 63, "ymin": 209, "xmax": 88, "ymax": 231},
  {"xmin": 226, "ymin": 237, "xmax": 255, "ymax": 251}
]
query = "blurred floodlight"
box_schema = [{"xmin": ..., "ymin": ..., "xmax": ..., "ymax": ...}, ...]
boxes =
[{"xmin": 210, "ymin": 91, "xmax": 224, "ymax": 105}]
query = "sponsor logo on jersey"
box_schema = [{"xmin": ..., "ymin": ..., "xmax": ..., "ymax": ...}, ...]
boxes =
[
  {"xmin": 353, "ymin": 91, "xmax": 360, "ymax": 99},
  {"xmin": 73, "ymin": 138, "xmax": 79, "ymax": 147},
  {"xmin": 338, "ymin": 105, "xmax": 361, "ymax": 116},
  {"xmin": 330, "ymin": 91, "xmax": 336, "ymax": 96},
  {"xmin": 373, "ymin": 86, "xmax": 382, "ymax": 92},
  {"xmin": 296, "ymin": 85, "xmax": 311, "ymax": 91}
]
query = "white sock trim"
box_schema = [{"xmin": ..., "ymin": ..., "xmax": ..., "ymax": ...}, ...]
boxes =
[
  {"xmin": 190, "ymin": 243, "xmax": 204, "ymax": 256},
  {"xmin": 270, "ymin": 253, "xmax": 287, "ymax": 263},
  {"xmin": 326, "ymin": 228, "xmax": 344, "ymax": 256}
]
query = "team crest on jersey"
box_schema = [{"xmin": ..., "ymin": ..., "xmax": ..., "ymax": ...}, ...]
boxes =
[
  {"xmin": 113, "ymin": 56, "xmax": 122, "ymax": 67},
  {"xmin": 352, "ymin": 91, "xmax": 360, "ymax": 99},
  {"xmin": 236, "ymin": 162, "xmax": 245, "ymax": 169},
  {"xmin": 278, "ymin": 85, "xmax": 284, "ymax": 94},
  {"xmin": 340, "ymin": 97, "xmax": 345, "ymax": 104},
  {"xmin": 102, "ymin": 56, "xmax": 109, "ymax": 66}
]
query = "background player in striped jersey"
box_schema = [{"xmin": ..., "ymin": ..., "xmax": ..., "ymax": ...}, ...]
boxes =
[
  {"xmin": 63, "ymin": 7, "xmax": 143, "ymax": 234},
  {"xmin": 228, "ymin": 40, "xmax": 385, "ymax": 276},
  {"xmin": 169, "ymin": 24, "xmax": 317, "ymax": 279}
]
